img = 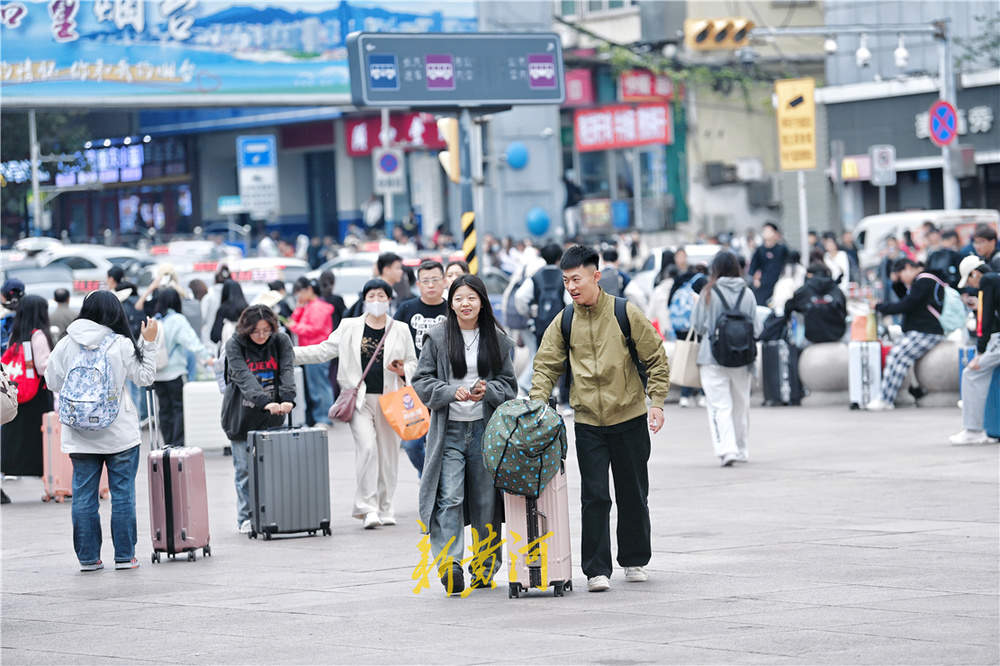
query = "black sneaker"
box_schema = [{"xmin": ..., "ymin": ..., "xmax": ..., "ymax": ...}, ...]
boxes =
[
  {"xmin": 468, "ymin": 555, "xmax": 500, "ymax": 589},
  {"xmin": 440, "ymin": 563, "xmax": 465, "ymax": 596}
]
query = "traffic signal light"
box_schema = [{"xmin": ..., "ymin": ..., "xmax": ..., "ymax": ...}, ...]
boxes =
[
  {"xmin": 684, "ymin": 17, "xmax": 755, "ymax": 51},
  {"xmin": 436, "ymin": 117, "xmax": 461, "ymax": 184}
]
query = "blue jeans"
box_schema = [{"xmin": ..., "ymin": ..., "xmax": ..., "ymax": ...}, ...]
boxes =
[
  {"xmin": 402, "ymin": 435, "xmax": 426, "ymax": 478},
  {"xmin": 128, "ymin": 381, "xmax": 147, "ymax": 423},
  {"xmin": 430, "ymin": 419, "xmax": 501, "ymax": 574},
  {"xmin": 303, "ymin": 362, "xmax": 333, "ymax": 426},
  {"xmin": 70, "ymin": 445, "xmax": 140, "ymax": 565},
  {"xmin": 186, "ymin": 350, "xmax": 198, "ymax": 381},
  {"xmin": 231, "ymin": 439, "xmax": 251, "ymax": 526}
]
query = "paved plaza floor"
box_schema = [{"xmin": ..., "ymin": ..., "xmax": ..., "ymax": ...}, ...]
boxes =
[{"xmin": 1, "ymin": 405, "xmax": 997, "ymax": 665}]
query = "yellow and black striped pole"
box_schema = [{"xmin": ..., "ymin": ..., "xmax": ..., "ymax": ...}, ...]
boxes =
[{"xmin": 461, "ymin": 211, "xmax": 478, "ymax": 275}]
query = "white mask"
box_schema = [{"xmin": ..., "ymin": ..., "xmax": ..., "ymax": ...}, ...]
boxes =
[{"xmin": 364, "ymin": 301, "xmax": 390, "ymax": 317}]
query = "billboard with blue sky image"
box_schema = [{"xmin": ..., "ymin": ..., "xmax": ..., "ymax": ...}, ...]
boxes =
[{"xmin": 0, "ymin": 0, "xmax": 476, "ymax": 107}]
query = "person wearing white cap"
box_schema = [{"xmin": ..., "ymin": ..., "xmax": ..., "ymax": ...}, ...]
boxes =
[{"xmin": 949, "ymin": 256, "xmax": 1000, "ymax": 445}]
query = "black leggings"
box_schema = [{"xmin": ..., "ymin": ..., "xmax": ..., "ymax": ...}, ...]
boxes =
[{"xmin": 153, "ymin": 377, "xmax": 185, "ymax": 447}]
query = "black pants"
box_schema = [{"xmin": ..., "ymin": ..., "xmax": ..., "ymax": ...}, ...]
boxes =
[
  {"xmin": 153, "ymin": 377, "xmax": 185, "ymax": 447},
  {"xmin": 574, "ymin": 414, "xmax": 651, "ymax": 578}
]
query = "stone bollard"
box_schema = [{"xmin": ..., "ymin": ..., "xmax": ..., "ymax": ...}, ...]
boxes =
[
  {"xmin": 913, "ymin": 340, "xmax": 961, "ymax": 407},
  {"xmin": 799, "ymin": 342, "xmax": 849, "ymax": 405}
]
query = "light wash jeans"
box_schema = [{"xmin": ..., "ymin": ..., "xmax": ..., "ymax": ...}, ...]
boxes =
[
  {"xmin": 303, "ymin": 361, "xmax": 333, "ymax": 426},
  {"xmin": 70, "ymin": 445, "xmax": 140, "ymax": 565},
  {"xmin": 401, "ymin": 435, "xmax": 425, "ymax": 478},
  {"xmin": 430, "ymin": 419, "xmax": 501, "ymax": 576},
  {"xmin": 230, "ymin": 439, "xmax": 251, "ymax": 526}
]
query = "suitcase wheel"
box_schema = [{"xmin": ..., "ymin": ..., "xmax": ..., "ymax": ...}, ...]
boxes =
[
  {"xmin": 308, "ymin": 530, "xmax": 316, "ymax": 536},
  {"xmin": 263, "ymin": 532, "xmax": 272, "ymax": 541},
  {"xmin": 553, "ymin": 582, "xmax": 565, "ymax": 597},
  {"xmin": 151, "ymin": 551, "xmax": 160, "ymax": 564},
  {"xmin": 187, "ymin": 551, "xmax": 196, "ymax": 562},
  {"xmin": 41, "ymin": 494, "xmax": 51, "ymax": 503},
  {"xmin": 322, "ymin": 526, "xmax": 332, "ymax": 536},
  {"xmin": 564, "ymin": 580, "xmax": 573, "ymax": 592},
  {"xmin": 248, "ymin": 530, "xmax": 257, "ymax": 540},
  {"xmin": 203, "ymin": 545, "xmax": 211, "ymax": 557},
  {"xmin": 508, "ymin": 583, "xmax": 521, "ymax": 599}
]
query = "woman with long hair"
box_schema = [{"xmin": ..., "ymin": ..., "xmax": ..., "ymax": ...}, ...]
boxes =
[
  {"xmin": 0, "ymin": 295, "xmax": 55, "ymax": 483},
  {"xmin": 294, "ymin": 279, "xmax": 417, "ymax": 529},
  {"xmin": 690, "ymin": 251, "xmax": 761, "ymax": 467},
  {"xmin": 153, "ymin": 288, "xmax": 213, "ymax": 447},
  {"xmin": 221, "ymin": 304, "xmax": 296, "ymax": 533},
  {"xmin": 412, "ymin": 274, "xmax": 517, "ymax": 595},
  {"xmin": 211, "ymin": 279, "xmax": 248, "ymax": 345},
  {"xmin": 44, "ymin": 290, "xmax": 159, "ymax": 570}
]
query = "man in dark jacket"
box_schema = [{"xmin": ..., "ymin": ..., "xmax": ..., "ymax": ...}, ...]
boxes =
[
  {"xmin": 951, "ymin": 258, "xmax": 1000, "ymax": 444},
  {"xmin": 868, "ymin": 259, "xmax": 945, "ymax": 410},
  {"xmin": 972, "ymin": 224, "xmax": 1000, "ymax": 273},
  {"xmin": 784, "ymin": 264, "xmax": 848, "ymax": 344},
  {"xmin": 748, "ymin": 222, "xmax": 789, "ymax": 305}
]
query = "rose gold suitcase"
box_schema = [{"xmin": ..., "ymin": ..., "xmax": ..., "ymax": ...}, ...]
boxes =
[
  {"xmin": 41, "ymin": 412, "xmax": 108, "ymax": 503},
  {"xmin": 503, "ymin": 468, "xmax": 573, "ymax": 597},
  {"xmin": 146, "ymin": 391, "xmax": 211, "ymax": 563}
]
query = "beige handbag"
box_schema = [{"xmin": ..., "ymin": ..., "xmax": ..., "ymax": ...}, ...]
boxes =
[{"xmin": 671, "ymin": 328, "xmax": 702, "ymax": 389}]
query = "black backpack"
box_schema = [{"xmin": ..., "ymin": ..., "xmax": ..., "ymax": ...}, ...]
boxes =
[
  {"xmin": 532, "ymin": 267, "xmax": 565, "ymax": 337},
  {"xmin": 710, "ymin": 287, "xmax": 757, "ymax": 368},
  {"xmin": 803, "ymin": 292, "xmax": 847, "ymax": 343},
  {"xmin": 560, "ymin": 296, "xmax": 648, "ymax": 388}
]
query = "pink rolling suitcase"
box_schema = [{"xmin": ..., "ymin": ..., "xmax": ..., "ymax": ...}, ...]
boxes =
[
  {"xmin": 146, "ymin": 391, "xmax": 211, "ymax": 563},
  {"xmin": 503, "ymin": 467, "xmax": 573, "ymax": 597},
  {"xmin": 41, "ymin": 412, "xmax": 108, "ymax": 503}
]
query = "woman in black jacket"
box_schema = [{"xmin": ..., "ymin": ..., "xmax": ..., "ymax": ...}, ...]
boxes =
[
  {"xmin": 869, "ymin": 258, "xmax": 946, "ymax": 410},
  {"xmin": 220, "ymin": 305, "xmax": 296, "ymax": 533},
  {"xmin": 211, "ymin": 280, "xmax": 248, "ymax": 345}
]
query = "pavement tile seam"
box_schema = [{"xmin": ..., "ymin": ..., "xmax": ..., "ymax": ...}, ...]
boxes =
[{"xmin": 819, "ymin": 623, "xmax": 998, "ymax": 649}]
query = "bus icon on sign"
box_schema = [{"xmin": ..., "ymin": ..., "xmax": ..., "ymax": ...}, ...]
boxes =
[
  {"xmin": 368, "ymin": 54, "xmax": 399, "ymax": 90},
  {"xmin": 527, "ymin": 54, "xmax": 556, "ymax": 89},
  {"xmin": 426, "ymin": 54, "xmax": 455, "ymax": 90}
]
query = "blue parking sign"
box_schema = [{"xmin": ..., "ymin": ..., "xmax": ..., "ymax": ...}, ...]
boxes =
[{"xmin": 368, "ymin": 54, "xmax": 399, "ymax": 91}]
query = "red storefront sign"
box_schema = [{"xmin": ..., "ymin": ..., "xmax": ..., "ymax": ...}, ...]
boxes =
[
  {"xmin": 574, "ymin": 104, "xmax": 672, "ymax": 152},
  {"xmin": 564, "ymin": 68, "xmax": 595, "ymax": 107},
  {"xmin": 344, "ymin": 113, "xmax": 445, "ymax": 157},
  {"xmin": 619, "ymin": 70, "xmax": 673, "ymax": 102}
]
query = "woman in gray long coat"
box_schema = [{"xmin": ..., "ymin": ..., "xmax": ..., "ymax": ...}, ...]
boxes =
[{"xmin": 413, "ymin": 274, "xmax": 517, "ymax": 596}]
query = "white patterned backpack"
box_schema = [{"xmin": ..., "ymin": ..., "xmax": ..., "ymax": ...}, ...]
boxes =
[{"xmin": 59, "ymin": 334, "xmax": 121, "ymax": 431}]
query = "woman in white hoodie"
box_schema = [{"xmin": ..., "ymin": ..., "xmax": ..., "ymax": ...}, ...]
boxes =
[{"xmin": 45, "ymin": 290, "xmax": 159, "ymax": 572}]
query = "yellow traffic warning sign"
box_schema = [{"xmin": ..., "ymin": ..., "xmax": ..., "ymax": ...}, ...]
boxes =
[{"xmin": 775, "ymin": 78, "xmax": 816, "ymax": 171}]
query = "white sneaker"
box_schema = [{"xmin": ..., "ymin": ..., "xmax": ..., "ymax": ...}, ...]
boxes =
[
  {"xmin": 238, "ymin": 519, "xmax": 252, "ymax": 534},
  {"xmin": 949, "ymin": 429, "xmax": 990, "ymax": 446},
  {"xmin": 624, "ymin": 566, "xmax": 648, "ymax": 582},
  {"xmin": 379, "ymin": 514, "xmax": 397, "ymax": 526},
  {"xmin": 587, "ymin": 575, "xmax": 611, "ymax": 592},
  {"xmin": 865, "ymin": 399, "xmax": 894, "ymax": 411},
  {"xmin": 363, "ymin": 512, "xmax": 381, "ymax": 529},
  {"xmin": 678, "ymin": 397, "xmax": 691, "ymax": 408},
  {"xmin": 696, "ymin": 395, "xmax": 707, "ymax": 408},
  {"xmin": 720, "ymin": 453, "xmax": 739, "ymax": 467}
]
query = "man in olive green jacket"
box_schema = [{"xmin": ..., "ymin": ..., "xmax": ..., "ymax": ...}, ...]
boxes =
[{"xmin": 530, "ymin": 245, "xmax": 670, "ymax": 593}]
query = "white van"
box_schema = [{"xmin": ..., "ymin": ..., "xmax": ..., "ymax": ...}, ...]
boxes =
[{"xmin": 854, "ymin": 209, "xmax": 999, "ymax": 270}]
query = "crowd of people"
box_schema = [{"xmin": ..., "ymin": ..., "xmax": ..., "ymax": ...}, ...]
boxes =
[{"xmin": 0, "ymin": 218, "xmax": 997, "ymax": 593}]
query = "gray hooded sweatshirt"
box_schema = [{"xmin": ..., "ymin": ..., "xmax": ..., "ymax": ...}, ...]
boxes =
[{"xmin": 690, "ymin": 276, "xmax": 762, "ymax": 368}]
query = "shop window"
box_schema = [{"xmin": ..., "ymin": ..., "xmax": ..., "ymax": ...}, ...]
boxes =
[
  {"xmin": 579, "ymin": 151, "xmax": 609, "ymax": 198},
  {"xmin": 558, "ymin": 0, "xmax": 578, "ymax": 16}
]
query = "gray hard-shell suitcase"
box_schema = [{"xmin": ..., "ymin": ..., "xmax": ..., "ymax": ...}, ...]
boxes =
[{"xmin": 246, "ymin": 420, "xmax": 331, "ymax": 539}]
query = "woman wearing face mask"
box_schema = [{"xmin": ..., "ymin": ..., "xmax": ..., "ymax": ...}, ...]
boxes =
[
  {"xmin": 293, "ymin": 279, "xmax": 417, "ymax": 529},
  {"xmin": 412, "ymin": 274, "xmax": 517, "ymax": 595},
  {"xmin": 221, "ymin": 305, "xmax": 296, "ymax": 534}
]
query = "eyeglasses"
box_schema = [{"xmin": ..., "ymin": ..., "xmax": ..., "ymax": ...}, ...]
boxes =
[{"xmin": 419, "ymin": 277, "xmax": 443, "ymax": 286}]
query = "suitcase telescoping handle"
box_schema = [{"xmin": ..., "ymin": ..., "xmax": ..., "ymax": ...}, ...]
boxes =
[{"xmin": 146, "ymin": 389, "xmax": 161, "ymax": 450}]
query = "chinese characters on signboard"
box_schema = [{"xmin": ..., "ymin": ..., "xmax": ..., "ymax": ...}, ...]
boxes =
[
  {"xmin": 563, "ymin": 68, "xmax": 594, "ymax": 107},
  {"xmin": 344, "ymin": 113, "xmax": 446, "ymax": 157},
  {"xmin": 774, "ymin": 77, "xmax": 816, "ymax": 171},
  {"xmin": 574, "ymin": 104, "xmax": 672, "ymax": 152},
  {"xmin": 618, "ymin": 69, "xmax": 673, "ymax": 103}
]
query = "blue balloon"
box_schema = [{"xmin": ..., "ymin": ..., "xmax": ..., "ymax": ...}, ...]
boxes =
[
  {"xmin": 506, "ymin": 142, "xmax": 529, "ymax": 170},
  {"xmin": 526, "ymin": 207, "xmax": 550, "ymax": 236}
]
